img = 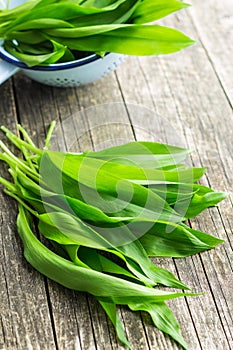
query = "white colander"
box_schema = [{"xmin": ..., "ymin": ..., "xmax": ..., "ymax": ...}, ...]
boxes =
[
  {"xmin": 0, "ymin": 0, "xmax": 125, "ymax": 87},
  {"xmin": 0, "ymin": 46, "xmax": 125, "ymax": 87}
]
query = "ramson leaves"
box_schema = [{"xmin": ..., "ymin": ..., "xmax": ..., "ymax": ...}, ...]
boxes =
[
  {"xmin": 0, "ymin": 0, "xmax": 194, "ymax": 66},
  {"xmin": 0, "ymin": 122, "xmax": 226, "ymax": 350}
]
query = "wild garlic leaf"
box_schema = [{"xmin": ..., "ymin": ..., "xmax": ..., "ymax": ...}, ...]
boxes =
[
  {"xmin": 17, "ymin": 205, "xmax": 197, "ymax": 303},
  {"xmin": 0, "ymin": 123, "xmax": 227, "ymax": 350},
  {"xmin": 99, "ymin": 300, "xmax": 132, "ymax": 349},
  {"xmin": 4, "ymin": 39, "xmax": 67, "ymax": 66},
  {"xmin": 14, "ymin": 170, "xmax": 189, "ymax": 290},
  {"xmin": 131, "ymin": 0, "xmax": 190, "ymax": 24},
  {"xmin": 129, "ymin": 301, "xmax": 189, "ymax": 350},
  {"xmin": 50, "ymin": 24, "xmax": 195, "ymax": 56},
  {"xmin": 139, "ymin": 221, "xmax": 224, "ymax": 258},
  {"xmin": 84, "ymin": 141, "xmax": 191, "ymax": 168},
  {"xmin": 0, "ymin": 0, "xmax": 194, "ymax": 66},
  {"xmin": 39, "ymin": 150, "xmax": 185, "ymax": 223},
  {"xmin": 175, "ymin": 186, "xmax": 228, "ymax": 218}
]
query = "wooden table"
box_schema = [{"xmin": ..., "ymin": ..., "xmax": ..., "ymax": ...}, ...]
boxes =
[{"xmin": 0, "ymin": 1, "xmax": 232, "ymax": 349}]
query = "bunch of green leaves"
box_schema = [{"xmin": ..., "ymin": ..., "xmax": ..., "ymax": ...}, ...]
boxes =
[
  {"xmin": 0, "ymin": 0, "xmax": 195, "ymax": 66},
  {"xmin": 0, "ymin": 122, "xmax": 227, "ymax": 349}
]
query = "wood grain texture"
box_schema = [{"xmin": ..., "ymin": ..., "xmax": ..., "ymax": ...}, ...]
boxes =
[
  {"xmin": 188, "ymin": 0, "xmax": 233, "ymax": 105},
  {"xmin": 0, "ymin": 1, "xmax": 232, "ymax": 349},
  {"xmin": 0, "ymin": 82, "xmax": 57, "ymax": 350},
  {"xmin": 114, "ymin": 6, "xmax": 233, "ymax": 349}
]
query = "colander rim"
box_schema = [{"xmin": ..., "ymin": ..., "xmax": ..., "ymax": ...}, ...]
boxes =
[{"xmin": 0, "ymin": 45, "xmax": 105, "ymax": 71}]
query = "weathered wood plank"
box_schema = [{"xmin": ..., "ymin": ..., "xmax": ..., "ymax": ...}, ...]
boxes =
[
  {"xmin": 10, "ymin": 75, "xmax": 97, "ymax": 350},
  {"xmin": 115, "ymin": 7, "xmax": 233, "ymax": 349},
  {"xmin": 0, "ymin": 80, "xmax": 57, "ymax": 350},
  {"xmin": 10, "ymin": 74, "xmax": 134, "ymax": 350},
  {"xmin": 76, "ymin": 76, "xmax": 171, "ymax": 350},
  {"xmin": 187, "ymin": 0, "xmax": 233, "ymax": 105}
]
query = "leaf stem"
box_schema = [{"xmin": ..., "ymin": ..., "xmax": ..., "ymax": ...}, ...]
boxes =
[
  {"xmin": 1, "ymin": 126, "xmax": 42, "ymax": 155},
  {"xmin": 4, "ymin": 189, "xmax": 39, "ymax": 218},
  {"xmin": 17, "ymin": 124, "xmax": 37, "ymax": 147},
  {"xmin": 0, "ymin": 140, "xmax": 39, "ymax": 178},
  {"xmin": 0, "ymin": 176, "xmax": 16, "ymax": 192},
  {"xmin": 45, "ymin": 120, "xmax": 56, "ymax": 149},
  {"xmin": 0, "ymin": 152, "xmax": 16, "ymax": 169}
]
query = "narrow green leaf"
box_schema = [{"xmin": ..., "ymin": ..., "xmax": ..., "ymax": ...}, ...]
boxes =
[
  {"xmin": 43, "ymin": 24, "xmax": 128, "ymax": 38},
  {"xmin": 5, "ymin": 18, "xmax": 74, "ymax": 32},
  {"xmin": 14, "ymin": 171, "xmax": 189, "ymax": 289},
  {"xmin": 50, "ymin": 24, "xmax": 195, "ymax": 56},
  {"xmin": 175, "ymin": 187, "xmax": 229, "ymax": 218},
  {"xmin": 17, "ymin": 205, "xmax": 197, "ymax": 303},
  {"xmin": 139, "ymin": 221, "xmax": 224, "ymax": 258},
  {"xmin": 132, "ymin": 0, "xmax": 190, "ymax": 24},
  {"xmin": 85, "ymin": 141, "xmax": 191, "ymax": 168},
  {"xmin": 129, "ymin": 301, "xmax": 189, "ymax": 350},
  {"xmin": 4, "ymin": 39, "xmax": 66, "ymax": 66},
  {"xmin": 99, "ymin": 300, "xmax": 132, "ymax": 349},
  {"xmin": 5, "ymin": 30, "xmax": 46, "ymax": 44},
  {"xmin": 39, "ymin": 150, "xmax": 185, "ymax": 223},
  {"xmin": 0, "ymin": 123, "xmax": 227, "ymax": 350}
]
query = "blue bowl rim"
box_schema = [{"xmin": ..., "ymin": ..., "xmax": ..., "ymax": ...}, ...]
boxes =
[{"xmin": 0, "ymin": 46, "xmax": 105, "ymax": 71}]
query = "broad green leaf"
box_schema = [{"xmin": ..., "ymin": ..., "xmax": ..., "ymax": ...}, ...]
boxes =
[
  {"xmin": 0, "ymin": 0, "xmax": 194, "ymax": 66},
  {"xmin": 17, "ymin": 205, "xmax": 197, "ymax": 303},
  {"xmin": 80, "ymin": 0, "xmax": 123, "ymax": 8},
  {"xmin": 99, "ymin": 300, "xmax": 132, "ymax": 349},
  {"xmin": 4, "ymin": 39, "xmax": 66, "ymax": 66},
  {"xmin": 63, "ymin": 244, "xmax": 89, "ymax": 268},
  {"xmin": 139, "ymin": 221, "xmax": 224, "ymax": 258},
  {"xmin": 149, "ymin": 183, "xmax": 196, "ymax": 205},
  {"xmin": 44, "ymin": 24, "xmax": 130, "ymax": 38},
  {"xmin": 0, "ymin": 123, "xmax": 227, "ymax": 350},
  {"xmin": 129, "ymin": 301, "xmax": 189, "ymax": 350},
  {"xmin": 39, "ymin": 150, "xmax": 185, "ymax": 223},
  {"xmin": 17, "ymin": 176, "xmax": 225, "ymax": 258},
  {"xmin": 11, "ymin": 41, "xmax": 54, "ymax": 55},
  {"xmin": 85, "ymin": 141, "xmax": 191, "ymax": 168},
  {"xmin": 83, "ymin": 156, "xmax": 205, "ymax": 184},
  {"xmin": 4, "ymin": 0, "xmax": 138, "ymax": 34},
  {"xmin": 174, "ymin": 186, "xmax": 228, "ymax": 218},
  {"xmin": 51, "ymin": 24, "xmax": 195, "ymax": 56},
  {"xmin": 132, "ymin": 0, "xmax": 190, "ymax": 24},
  {"xmin": 116, "ymin": 238, "xmax": 189, "ymax": 290},
  {"xmin": 68, "ymin": 0, "xmax": 140, "ymax": 26},
  {"xmin": 14, "ymin": 171, "xmax": 189, "ymax": 289},
  {"xmin": 0, "ymin": 0, "xmax": 39, "ymax": 20},
  {"xmin": 37, "ymin": 211, "xmax": 188, "ymax": 289},
  {"xmin": 16, "ymin": 169, "xmax": 123, "ymax": 223},
  {"xmin": 38, "ymin": 211, "xmax": 113, "ymax": 247},
  {"xmin": 77, "ymin": 246, "xmax": 141, "ymax": 282},
  {"xmin": 5, "ymin": 30, "xmax": 46, "ymax": 44},
  {"xmin": 5, "ymin": 18, "xmax": 74, "ymax": 33}
]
